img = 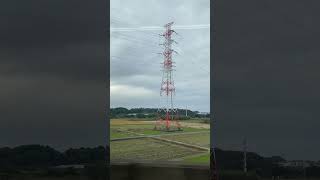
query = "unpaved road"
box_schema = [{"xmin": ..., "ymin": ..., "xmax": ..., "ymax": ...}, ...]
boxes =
[{"xmin": 141, "ymin": 121, "xmax": 210, "ymax": 129}]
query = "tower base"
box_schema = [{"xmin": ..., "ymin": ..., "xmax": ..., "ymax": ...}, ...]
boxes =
[
  {"xmin": 153, "ymin": 118, "xmax": 182, "ymax": 132},
  {"xmin": 153, "ymin": 125, "xmax": 183, "ymax": 132}
]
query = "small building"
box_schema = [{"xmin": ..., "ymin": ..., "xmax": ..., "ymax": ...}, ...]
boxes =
[
  {"xmin": 278, "ymin": 160, "xmax": 312, "ymax": 168},
  {"xmin": 196, "ymin": 112, "xmax": 210, "ymax": 115},
  {"xmin": 127, "ymin": 113, "xmax": 137, "ymax": 116}
]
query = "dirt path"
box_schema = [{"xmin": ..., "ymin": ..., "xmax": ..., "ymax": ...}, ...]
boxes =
[
  {"xmin": 151, "ymin": 136, "xmax": 209, "ymax": 151},
  {"xmin": 111, "ymin": 119, "xmax": 209, "ymax": 129},
  {"xmin": 179, "ymin": 122, "xmax": 210, "ymax": 129},
  {"xmin": 141, "ymin": 121, "xmax": 210, "ymax": 129},
  {"xmin": 110, "ymin": 130, "xmax": 209, "ymax": 141},
  {"xmin": 170, "ymin": 152, "xmax": 209, "ymax": 162},
  {"xmin": 111, "ymin": 129, "xmax": 209, "ymax": 153}
]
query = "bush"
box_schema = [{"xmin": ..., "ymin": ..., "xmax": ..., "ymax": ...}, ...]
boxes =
[{"xmin": 136, "ymin": 113, "xmax": 146, "ymax": 118}]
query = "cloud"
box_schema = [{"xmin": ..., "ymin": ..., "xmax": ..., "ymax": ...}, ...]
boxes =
[
  {"xmin": 110, "ymin": 0, "xmax": 210, "ymax": 112},
  {"xmin": 0, "ymin": 0, "xmax": 107, "ymax": 149},
  {"xmin": 214, "ymin": 0, "xmax": 320, "ymax": 160},
  {"xmin": 111, "ymin": 83, "xmax": 156, "ymax": 98}
]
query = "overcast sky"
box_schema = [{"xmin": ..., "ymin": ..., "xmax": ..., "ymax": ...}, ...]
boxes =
[
  {"xmin": 214, "ymin": 0, "xmax": 320, "ymax": 160},
  {"xmin": 110, "ymin": 0, "xmax": 210, "ymax": 112},
  {"xmin": 0, "ymin": 0, "xmax": 107, "ymax": 150},
  {"xmin": 2, "ymin": 0, "xmax": 320, "ymax": 161}
]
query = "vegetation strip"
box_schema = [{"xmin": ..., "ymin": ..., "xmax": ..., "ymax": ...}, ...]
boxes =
[
  {"xmin": 110, "ymin": 130, "xmax": 210, "ymax": 141},
  {"xmin": 151, "ymin": 136, "xmax": 209, "ymax": 151}
]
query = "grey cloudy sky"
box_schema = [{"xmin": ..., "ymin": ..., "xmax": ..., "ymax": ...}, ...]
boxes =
[
  {"xmin": 0, "ymin": 0, "xmax": 107, "ymax": 150},
  {"xmin": 110, "ymin": 0, "xmax": 210, "ymax": 112},
  {"xmin": 214, "ymin": 0, "xmax": 320, "ymax": 160},
  {"xmin": 3, "ymin": 0, "xmax": 319, "ymax": 162}
]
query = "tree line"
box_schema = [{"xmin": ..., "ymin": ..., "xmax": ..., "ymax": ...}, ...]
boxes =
[
  {"xmin": 1, "ymin": 144, "xmax": 320, "ymax": 178},
  {"xmin": 110, "ymin": 107, "xmax": 210, "ymax": 119},
  {"xmin": 214, "ymin": 148, "xmax": 320, "ymax": 178},
  {"xmin": 0, "ymin": 145, "xmax": 108, "ymax": 171}
]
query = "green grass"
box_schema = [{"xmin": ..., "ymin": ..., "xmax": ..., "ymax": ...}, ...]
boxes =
[
  {"xmin": 111, "ymin": 138, "xmax": 204, "ymax": 161},
  {"xmin": 131, "ymin": 127, "xmax": 207, "ymax": 135},
  {"xmin": 179, "ymin": 127, "xmax": 209, "ymax": 132},
  {"xmin": 110, "ymin": 128, "xmax": 140, "ymax": 139},
  {"xmin": 183, "ymin": 153, "xmax": 210, "ymax": 164},
  {"xmin": 110, "ymin": 132, "xmax": 134, "ymax": 139},
  {"xmin": 161, "ymin": 132, "xmax": 210, "ymax": 148},
  {"xmin": 110, "ymin": 119, "xmax": 210, "ymax": 164},
  {"xmin": 110, "ymin": 124, "xmax": 208, "ymax": 139},
  {"xmin": 180, "ymin": 118, "xmax": 210, "ymax": 122}
]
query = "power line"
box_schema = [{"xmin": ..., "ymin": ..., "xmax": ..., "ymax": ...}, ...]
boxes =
[
  {"xmin": 110, "ymin": 24, "xmax": 210, "ymax": 32},
  {"xmin": 112, "ymin": 32, "xmax": 159, "ymax": 48},
  {"xmin": 111, "ymin": 13, "xmax": 209, "ymax": 75}
]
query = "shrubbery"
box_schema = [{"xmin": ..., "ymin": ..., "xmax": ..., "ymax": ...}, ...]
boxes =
[
  {"xmin": 110, "ymin": 107, "xmax": 210, "ymax": 119},
  {"xmin": 0, "ymin": 145, "xmax": 108, "ymax": 171}
]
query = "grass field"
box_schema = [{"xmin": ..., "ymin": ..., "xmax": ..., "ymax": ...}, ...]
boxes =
[
  {"xmin": 111, "ymin": 138, "xmax": 205, "ymax": 161},
  {"xmin": 110, "ymin": 119, "xmax": 208, "ymax": 138},
  {"xmin": 160, "ymin": 132, "xmax": 210, "ymax": 148},
  {"xmin": 183, "ymin": 153, "xmax": 210, "ymax": 164},
  {"xmin": 110, "ymin": 118, "xmax": 210, "ymax": 165}
]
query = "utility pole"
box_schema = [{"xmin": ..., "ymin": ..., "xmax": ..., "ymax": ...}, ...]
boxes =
[
  {"xmin": 185, "ymin": 106, "xmax": 188, "ymax": 117},
  {"xmin": 243, "ymin": 137, "xmax": 247, "ymax": 174},
  {"xmin": 211, "ymin": 116, "xmax": 219, "ymax": 180},
  {"xmin": 303, "ymin": 160, "xmax": 306, "ymax": 180}
]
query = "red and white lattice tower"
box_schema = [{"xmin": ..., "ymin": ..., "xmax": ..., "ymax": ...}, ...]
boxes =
[{"xmin": 154, "ymin": 22, "xmax": 182, "ymax": 131}]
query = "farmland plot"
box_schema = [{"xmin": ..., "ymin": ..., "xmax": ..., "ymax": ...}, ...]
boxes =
[
  {"xmin": 160, "ymin": 132, "xmax": 210, "ymax": 148},
  {"xmin": 110, "ymin": 119, "xmax": 210, "ymax": 164},
  {"xmin": 111, "ymin": 138, "xmax": 205, "ymax": 161}
]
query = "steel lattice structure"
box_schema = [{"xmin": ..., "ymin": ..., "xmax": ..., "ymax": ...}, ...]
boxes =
[{"xmin": 154, "ymin": 22, "xmax": 181, "ymax": 131}]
